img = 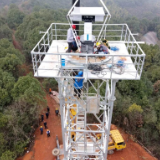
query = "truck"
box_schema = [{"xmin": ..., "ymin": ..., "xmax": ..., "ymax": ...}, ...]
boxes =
[
  {"xmin": 97, "ymin": 129, "xmax": 126, "ymax": 154},
  {"xmin": 108, "ymin": 130, "xmax": 126, "ymax": 154}
]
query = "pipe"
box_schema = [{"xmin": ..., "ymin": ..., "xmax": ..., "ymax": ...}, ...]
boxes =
[{"xmin": 72, "ymin": 0, "xmax": 80, "ymax": 35}]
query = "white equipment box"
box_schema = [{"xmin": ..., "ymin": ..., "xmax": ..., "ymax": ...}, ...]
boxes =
[{"xmin": 70, "ymin": 7, "xmax": 105, "ymax": 22}]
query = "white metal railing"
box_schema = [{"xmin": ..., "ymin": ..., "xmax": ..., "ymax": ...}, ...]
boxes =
[{"xmin": 31, "ymin": 23, "xmax": 145, "ymax": 80}]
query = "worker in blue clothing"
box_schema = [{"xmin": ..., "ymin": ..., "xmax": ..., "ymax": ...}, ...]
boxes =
[
  {"xmin": 40, "ymin": 126, "xmax": 43, "ymax": 135},
  {"xmin": 74, "ymin": 71, "xmax": 84, "ymax": 98}
]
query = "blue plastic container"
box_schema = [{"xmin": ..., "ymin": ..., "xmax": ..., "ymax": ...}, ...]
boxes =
[
  {"xmin": 61, "ymin": 59, "xmax": 65, "ymax": 66},
  {"xmin": 110, "ymin": 46, "xmax": 119, "ymax": 51},
  {"xmin": 117, "ymin": 60, "xmax": 124, "ymax": 67}
]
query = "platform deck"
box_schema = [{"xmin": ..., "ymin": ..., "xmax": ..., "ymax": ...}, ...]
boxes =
[{"xmin": 34, "ymin": 40, "xmax": 140, "ymax": 80}]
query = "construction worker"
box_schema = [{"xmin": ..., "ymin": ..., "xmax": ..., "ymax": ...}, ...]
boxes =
[
  {"xmin": 41, "ymin": 114, "xmax": 44, "ymax": 121},
  {"xmin": 49, "ymin": 88, "xmax": 52, "ymax": 94},
  {"xmin": 96, "ymin": 42, "xmax": 109, "ymax": 54},
  {"xmin": 46, "ymin": 112, "xmax": 49, "ymax": 119},
  {"xmin": 102, "ymin": 39, "xmax": 110, "ymax": 49},
  {"xmin": 74, "ymin": 71, "xmax": 84, "ymax": 98},
  {"xmin": 66, "ymin": 25, "xmax": 76, "ymax": 53},
  {"xmin": 46, "ymin": 129, "xmax": 50, "ymax": 137},
  {"xmin": 44, "ymin": 121, "xmax": 47, "ymax": 129},
  {"xmin": 47, "ymin": 106, "xmax": 50, "ymax": 113},
  {"xmin": 40, "ymin": 126, "xmax": 43, "ymax": 134},
  {"xmin": 55, "ymin": 108, "xmax": 59, "ymax": 116}
]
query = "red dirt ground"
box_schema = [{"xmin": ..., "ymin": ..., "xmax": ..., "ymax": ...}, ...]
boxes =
[
  {"xmin": 12, "ymin": 30, "xmax": 23, "ymax": 52},
  {"xmin": 108, "ymin": 125, "xmax": 157, "ymax": 160},
  {"xmin": 17, "ymin": 95, "xmax": 157, "ymax": 160}
]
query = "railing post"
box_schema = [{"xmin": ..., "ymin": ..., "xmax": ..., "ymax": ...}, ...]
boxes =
[
  {"xmin": 55, "ymin": 24, "xmax": 57, "ymax": 40},
  {"xmin": 120, "ymin": 25, "xmax": 124, "ymax": 41}
]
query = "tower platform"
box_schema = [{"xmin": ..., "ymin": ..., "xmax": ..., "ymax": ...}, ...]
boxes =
[
  {"xmin": 33, "ymin": 39, "xmax": 144, "ymax": 80},
  {"xmin": 31, "ymin": 23, "xmax": 145, "ymax": 81}
]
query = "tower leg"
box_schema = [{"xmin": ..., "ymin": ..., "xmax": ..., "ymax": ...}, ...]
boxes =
[{"xmin": 104, "ymin": 80, "xmax": 118, "ymax": 160}]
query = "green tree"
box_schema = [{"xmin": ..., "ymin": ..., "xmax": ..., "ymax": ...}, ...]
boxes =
[
  {"xmin": 7, "ymin": 4, "xmax": 25, "ymax": 29},
  {"xmin": 0, "ymin": 38, "xmax": 23, "ymax": 59},
  {"xmin": 12, "ymin": 74, "xmax": 46, "ymax": 106},
  {"xmin": 0, "ymin": 54, "xmax": 22, "ymax": 76},
  {"xmin": 0, "ymin": 150, "xmax": 16, "ymax": 160},
  {"xmin": 0, "ymin": 133, "xmax": 6, "ymax": 156},
  {"xmin": 42, "ymin": 78, "xmax": 58, "ymax": 91},
  {"xmin": 127, "ymin": 103, "xmax": 143, "ymax": 131},
  {"xmin": 0, "ymin": 17, "xmax": 12, "ymax": 40},
  {"xmin": 0, "ymin": 70, "xmax": 15, "ymax": 107}
]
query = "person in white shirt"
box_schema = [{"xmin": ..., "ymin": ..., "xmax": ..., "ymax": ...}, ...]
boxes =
[{"xmin": 66, "ymin": 25, "xmax": 76, "ymax": 52}]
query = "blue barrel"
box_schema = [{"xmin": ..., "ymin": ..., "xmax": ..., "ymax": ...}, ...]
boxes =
[{"xmin": 61, "ymin": 59, "xmax": 65, "ymax": 66}]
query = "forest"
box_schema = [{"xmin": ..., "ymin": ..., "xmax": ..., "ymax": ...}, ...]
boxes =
[{"xmin": 0, "ymin": 0, "xmax": 160, "ymax": 159}]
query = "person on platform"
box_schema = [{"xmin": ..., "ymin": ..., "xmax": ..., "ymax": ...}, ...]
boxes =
[
  {"xmin": 96, "ymin": 42, "xmax": 109, "ymax": 55},
  {"xmin": 102, "ymin": 39, "xmax": 110, "ymax": 49},
  {"xmin": 66, "ymin": 25, "xmax": 76, "ymax": 53},
  {"xmin": 74, "ymin": 71, "xmax": 84, "ymax": 98}
]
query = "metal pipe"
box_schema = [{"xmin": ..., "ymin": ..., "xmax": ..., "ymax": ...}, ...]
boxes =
[{"xmin": 72, "ymin": 0, "xmax": 80, "ymax": 35}]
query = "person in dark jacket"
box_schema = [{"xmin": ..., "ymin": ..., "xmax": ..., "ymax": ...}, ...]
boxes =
[
  {"xmin": 47, "ymin": 106, "xmax": 50, "ymax": 113},
  {"xmin": 44, "ymin": 121, "xmax": 47, "ymax": 129},
  {"xmin": 74, "ymin": 71, "xmax": 84, "ymax": 98},
  {"xmin": 40, "ymin": 126, "xmax": 43, "ymax": 134},
  {"xmin": 46, "ymin": 112, "xmax": 49, "ymax": 119},
  {"xmin": 41, "ymin": 114, "xmax": 44, "ymax": 122}
]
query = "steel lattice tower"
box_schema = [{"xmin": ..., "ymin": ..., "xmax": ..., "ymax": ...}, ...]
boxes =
[{"xmin": 31, "ymin": 1, "xmax": 145, "ymax": 159}]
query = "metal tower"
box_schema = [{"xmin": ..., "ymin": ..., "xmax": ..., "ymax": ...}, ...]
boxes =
[{"xmin": 31, "ymin": 1, "xmax": 145, "ymax": 159}]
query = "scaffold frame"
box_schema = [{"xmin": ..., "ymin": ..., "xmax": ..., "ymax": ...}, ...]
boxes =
[{"xmin": 31, "ymin": 1, "xmax": 145, "ymax": 159}]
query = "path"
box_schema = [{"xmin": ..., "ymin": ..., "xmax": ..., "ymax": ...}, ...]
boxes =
[
  {"xmin": 17, "ymin": 95, "xmax": 62, "ymax": 160},
  {"xmin": 12, "ymin": 30, "xmax": 23, "ymax": 52}
]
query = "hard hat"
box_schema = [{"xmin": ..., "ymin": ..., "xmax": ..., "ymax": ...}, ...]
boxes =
[
  {"xmin": 56, "ymin": 108, "xmax": 58, "ymax": 110},
  {"xmin": 40, "ymin": 126, "xmax": 42, "ymax": 128},
  {"xmin": 78, "ymin": 71, "xmax": 83, "ymax": 76},
  {"xmin": 72, "ymin": 25, "xmax": 76, "ymax": 29},
  {"xmin": 96, "ymin": 42, "xmax": 101, "ymax": 47}
]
